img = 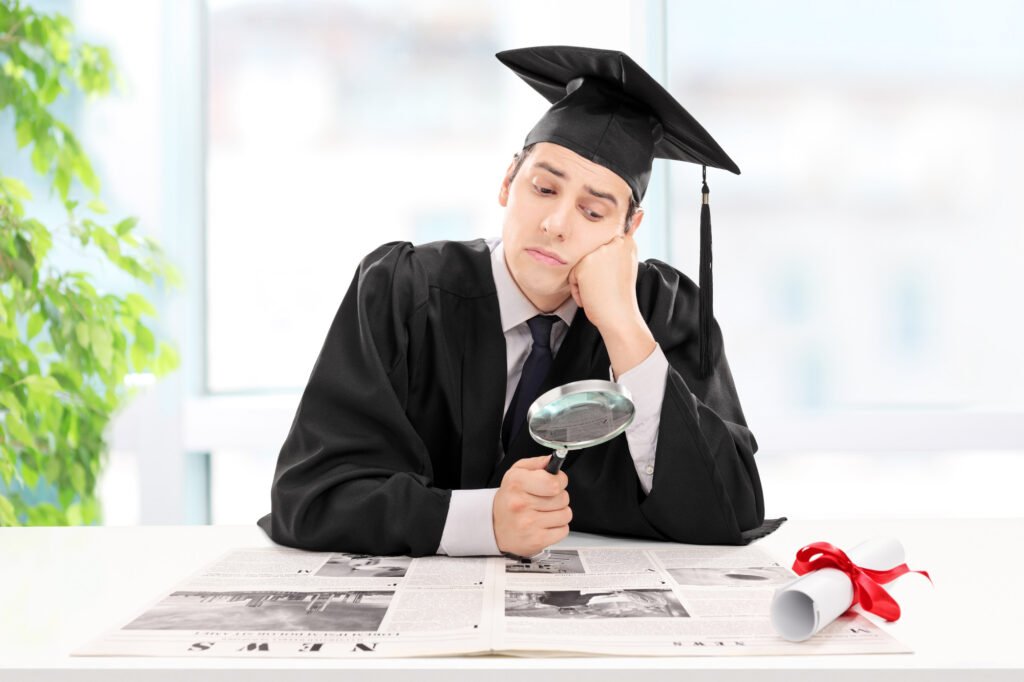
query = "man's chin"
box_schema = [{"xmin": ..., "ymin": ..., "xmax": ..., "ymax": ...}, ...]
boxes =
[{"xmin": 523, "ymin": 285, "xmax": 573, "ymax": 311}]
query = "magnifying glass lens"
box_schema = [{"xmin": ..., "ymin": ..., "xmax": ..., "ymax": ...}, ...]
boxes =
[{"xmin": 531, "ymin": 391, "xmax": 633, "ymax": 445}]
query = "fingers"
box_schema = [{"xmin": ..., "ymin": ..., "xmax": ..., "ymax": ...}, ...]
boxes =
[
  {"xmin": 503, "ymin": 524, "xmax": 570, "ymax": 558},
  {"xmin": 539, "ymin": 523, "xmax": 571, "ymax": 548},
  {"xmin": 527, "ymin": 489, "xmax": 570, "ymax": 512},
  {"xmin": 508, "ymin": 457, "xmax": 568, "ymax": 493},
  {"xmin": 511, "ymin": 454, "xmax": 553, "ymax": 470},
  {"xmin": 499, "ymin": 505, "xmax": 572, "ymax": 555},
  {"xmin": 567, "ymin": 268, "xmax": 582, "ymax": 307},
  {"xmin": 570, "ymin": 281, "xmax": 582, "ymax": 307},
  {"xmin": 535, "ymin": 505, "xmax": 573, "ymax": 528},
  {"xmin": 516, "ymin": 468, "xmax": 567, "ymax": 498}
]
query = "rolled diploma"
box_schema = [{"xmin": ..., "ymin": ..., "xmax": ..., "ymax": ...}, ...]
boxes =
[{"xmin": 770, "ymin": 537, "xmax": 905, "ymax": 642}]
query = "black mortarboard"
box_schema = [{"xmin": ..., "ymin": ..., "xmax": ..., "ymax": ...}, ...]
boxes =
[{"xmin": 497, "ymin": 45, "xmax": 741, "ymax": 378}]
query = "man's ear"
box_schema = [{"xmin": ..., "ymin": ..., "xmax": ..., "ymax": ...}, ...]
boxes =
[
  {"xmin": 498, "ymin": 160, "xmax": 515, "ymax": 207},
  {"xmin": 625, "ymin": 207, "xmax": 645, "ymax": 235}
]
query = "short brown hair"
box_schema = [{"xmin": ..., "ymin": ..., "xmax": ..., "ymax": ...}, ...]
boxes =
[{"xmin": 507, "ymin": 143, "xmax": 640, "ymax": 233}]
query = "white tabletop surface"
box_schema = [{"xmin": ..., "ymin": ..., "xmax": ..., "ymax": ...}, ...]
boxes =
[{"xmin": 1, "ymin": 518, "xmax": 1019, "ymax": 681}]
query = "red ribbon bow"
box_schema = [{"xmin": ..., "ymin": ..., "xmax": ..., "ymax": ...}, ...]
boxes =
[{"xmin": 792, "ymin": 541, "xmax": 932, "ymax": 622}]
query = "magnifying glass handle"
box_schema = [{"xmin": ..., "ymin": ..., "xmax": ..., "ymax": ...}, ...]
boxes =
[{"xmin": 544, "ymin": 449, "xmax": 568, "ymax": 474}]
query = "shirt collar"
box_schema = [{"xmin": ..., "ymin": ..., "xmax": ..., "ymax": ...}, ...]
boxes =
[{"xmin": 489, "ymin": 239, "xmax": 577, "ymax": 334}]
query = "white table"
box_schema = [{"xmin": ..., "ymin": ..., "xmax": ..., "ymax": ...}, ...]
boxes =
[{"xmin": 1, "ymin": 519, "xmax": 1018, "ymax": 680}]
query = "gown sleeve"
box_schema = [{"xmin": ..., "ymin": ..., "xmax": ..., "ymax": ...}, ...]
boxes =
[
  {"xmin": 257, "ymin": 241, "xmax": 451, "ymax": 557},
  {"xmin": 634, "ymin": 260, "xmax": 767, "ymax": 544}
]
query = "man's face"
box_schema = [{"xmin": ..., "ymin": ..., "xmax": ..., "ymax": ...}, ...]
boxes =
[{"xmin": 498, "ymin": 142, "xmax": 640, "ymax": 311}]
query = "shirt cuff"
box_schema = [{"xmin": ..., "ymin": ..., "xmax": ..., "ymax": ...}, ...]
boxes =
[
  {"xmin": 437, "ymin": 488, "xmax": 502, "ymax": 556},
  {"xmin": 610, "ymin": 343, "xmax": 669, "ymax": 495}
]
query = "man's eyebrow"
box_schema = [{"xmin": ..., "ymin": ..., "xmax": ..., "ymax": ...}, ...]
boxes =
[
  {"xmin": 535, "ymin": 161, "xmax": 619, "ymax": 208},
  {"xmin": 584, "ymin": 185, "xmax": 618, "ymax": 208},
  {"xmin": 536, "ymin": 161, "xmax": 566, "ymax": 179}
]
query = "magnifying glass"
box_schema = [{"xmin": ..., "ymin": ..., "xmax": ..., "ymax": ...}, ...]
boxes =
[{"xmin": 526, "ymin": 379, "xmax": 636, "ymax": 475}]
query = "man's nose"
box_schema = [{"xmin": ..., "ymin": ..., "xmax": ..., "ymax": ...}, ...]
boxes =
[{"xmin": 540, "ymin": 201, "xmax": 572, "ymax": 239}]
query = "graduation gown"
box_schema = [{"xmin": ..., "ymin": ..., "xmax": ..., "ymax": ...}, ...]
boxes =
[{"xmin": 257, "ymin": 238, "xmax": 776, "ymax": 557}]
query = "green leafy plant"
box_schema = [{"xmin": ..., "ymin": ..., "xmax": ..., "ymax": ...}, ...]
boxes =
[{"xmin": 0, "ymin": 1, "xmax": 179, "ymax": 525}]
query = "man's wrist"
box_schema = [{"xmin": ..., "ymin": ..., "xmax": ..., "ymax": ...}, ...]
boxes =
[{"xmin": 600, "ymin": 315, "xmax": 656, "ymax": 379}]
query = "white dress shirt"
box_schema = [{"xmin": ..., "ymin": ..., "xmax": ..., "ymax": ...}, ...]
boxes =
[{"xmin": 437, "ymin": 239, "xmax": 669, "ymax": 556}]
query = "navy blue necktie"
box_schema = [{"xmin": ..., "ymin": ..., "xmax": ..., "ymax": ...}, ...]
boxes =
[{"xmin": 502, "ymin": 315, "xmax": 558, "ymax": 452}]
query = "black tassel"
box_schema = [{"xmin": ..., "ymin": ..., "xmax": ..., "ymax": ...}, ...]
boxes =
[{"xmin": 699, "ymin": 166, "xmax": 713, "ymax": 379}]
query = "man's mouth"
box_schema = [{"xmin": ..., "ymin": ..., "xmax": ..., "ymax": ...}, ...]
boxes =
[{"xmin": 525, "ymin": 247, "xmax": 566, "ymax": 266}]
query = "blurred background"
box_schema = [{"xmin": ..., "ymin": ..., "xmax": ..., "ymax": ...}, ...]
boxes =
[{"xmin": 7, "ymin": 0, "xmax": 1023, "ymax": 526}]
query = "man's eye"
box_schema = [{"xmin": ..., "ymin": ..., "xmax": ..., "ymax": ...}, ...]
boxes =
[
  {"xmin": 534, "ymin": 185, "xmax": 555, "ymax": 195},
  {"xmin": 582, "ymin": 207, "xmax": 604, "ymax": 220}
]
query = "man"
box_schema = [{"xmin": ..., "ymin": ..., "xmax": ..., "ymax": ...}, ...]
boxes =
[{"xmin": 258, "ymin": 46, "xmax": 780, "ymax": 558}]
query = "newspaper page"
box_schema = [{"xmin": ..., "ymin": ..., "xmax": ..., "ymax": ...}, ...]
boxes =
[
  {"xmin": 75, "ymin": 547, "xmax": 500, "ymax": 658},
  {"xmin": 497, "ymin": 545, "xmax": 909, "ymax": 656},
  {"xmin": 75, "ymin": 544, "xmax": 909, "ymax": 658}
]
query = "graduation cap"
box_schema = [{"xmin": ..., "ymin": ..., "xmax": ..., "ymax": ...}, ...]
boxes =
[{"xmin": 497, "ymin": 45, "xmax": 741, "ymax": 378}]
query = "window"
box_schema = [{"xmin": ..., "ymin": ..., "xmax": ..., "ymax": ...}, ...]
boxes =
[
  {"xmin": 664, "ymin": 0, "xmax": 1024, "ymax": 416},
  {"xmin": 205, "ymin": 0, "xmax": 637, "ymax": 393}
]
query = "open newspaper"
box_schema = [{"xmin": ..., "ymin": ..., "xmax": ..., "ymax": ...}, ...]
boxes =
[{"xmin": 75, "ymin": 544, "xmax": 909, "ymax": 658}]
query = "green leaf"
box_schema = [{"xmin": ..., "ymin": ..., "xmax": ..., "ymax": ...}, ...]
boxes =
[
  {"xmin": 24, "ymin": 220, "xmax": 53, "ymax": 261},
  {"xmin": 54, "ymin": 148, "xmax": 72, "ymax": 200},
  {"xmin": 27, "ymin": 503, "xmax": 61, "ymax": 526},
  {"xmin": 91, "ymin": 323, "xmax": 113, "ymax": 371},
  {"xmin": 29, "ymin": 143, "xmax": 45, "ymax": 172},
  {"xmin": 0, "ymin": 447, "xmax": 15, "ymax": 488},
  {"xmin": 130, "ymin": 344, "xmax": 147, "ymax": 372},
  {"xmin": 81, "ymin": 496, "xmax": 100, "ymax": 525},
  {"xmin": 86, "ymin": 199, "xmax": 107, "ymax": 214},
  {"xmin": 27, "ymin": 311, "xmax": 45, "ymax": 340},
  {"xmin": 21, "ymin": 459, "xmax": 39, "ymax": 490},
  {"xmin": 10, "ymin": 258, "xmax": 33, "ymax": 287},
  {"xmin": 73, "ymin": 154, "xmax": 100, "ymax": 194},
  {"xmin": 50, "ymin": 365, "xmax": 81, "ymax": 391},
  {"xmin": 0, "ymin": 494, "xmax": 17, "ymax": 526},
  {"xmin": 0, "ymin": 393, "xmax": 21, "ymax": 414},
  {"xmin": 7, "ymin": 235, "xmax": 36, "ymax": 289},
  {"xmin": 39, "ymin": 76, "xmax": 63, "ymax": 105},
  {"xmin": 46, "ymin": 21, "xmax": 72, "ymax": 64},
  {"xmin": 58, "ymin": 486, "xmax": 75, "ymax": 511},
  {"xmin": 91, "ymin": 225, "xmax": 119, "ymax": 261},
  {"xmin": 67, "ymin": 411, "xmax": 79, "ymax": 448},
  {"xmin": 15, "ymin": 119, "xmax": 34, "ymax": 148},
  {"xmin": 0, "ymin": 177, "xmax": 32, "ymax": 201},
  {"xmin": 69, "ymin": 462, "xmax": 87, "ymax": 495},
  {"xmin": 66, "ymin": 502, "xmax": 84, "ymax": 526},
  {"xmin": 124, "ymin": 292, "xmax": 156, "ymax": 317},
  {"xmin": 114, "ymin": 217, "xmax": 137, "ymax": 236},
  {"xmin": 35, "ymin": 341, "xmax": 55, "ymax": 355},
  {"xmin": 24, "ymin": 375, "xmax": 61, "ymax": 401},
  {"xmin": 134, "ymin": 321, "xmax": 154, "ymax": 354},
  {"xmin": 163, "ymin": 263, "xmax": 184, "ymax": 289},
  {"xmin": 44, "ymin": 457, "xmax": 60, "ymax": 482},
  {"xmin": 154, "ymin": 342, "xmax": 180, "ymax": 376},
  {"xmin": 74, "ymin": 321, "xmax": 89, "ymax": 347},
  {"xmin": 4, "ymin": 411, "xmax": 34, "ymax": 447}
]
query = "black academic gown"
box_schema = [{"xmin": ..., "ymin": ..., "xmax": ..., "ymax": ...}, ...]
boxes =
[{"xmin": 258, "ymin": 239, "xmax": 774, "ymax": 557}]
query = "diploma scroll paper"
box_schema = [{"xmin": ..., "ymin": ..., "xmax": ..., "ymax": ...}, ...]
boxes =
[{"xmin": 770, "ymin": 537, "xmax": 904, "ymax": 642}]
